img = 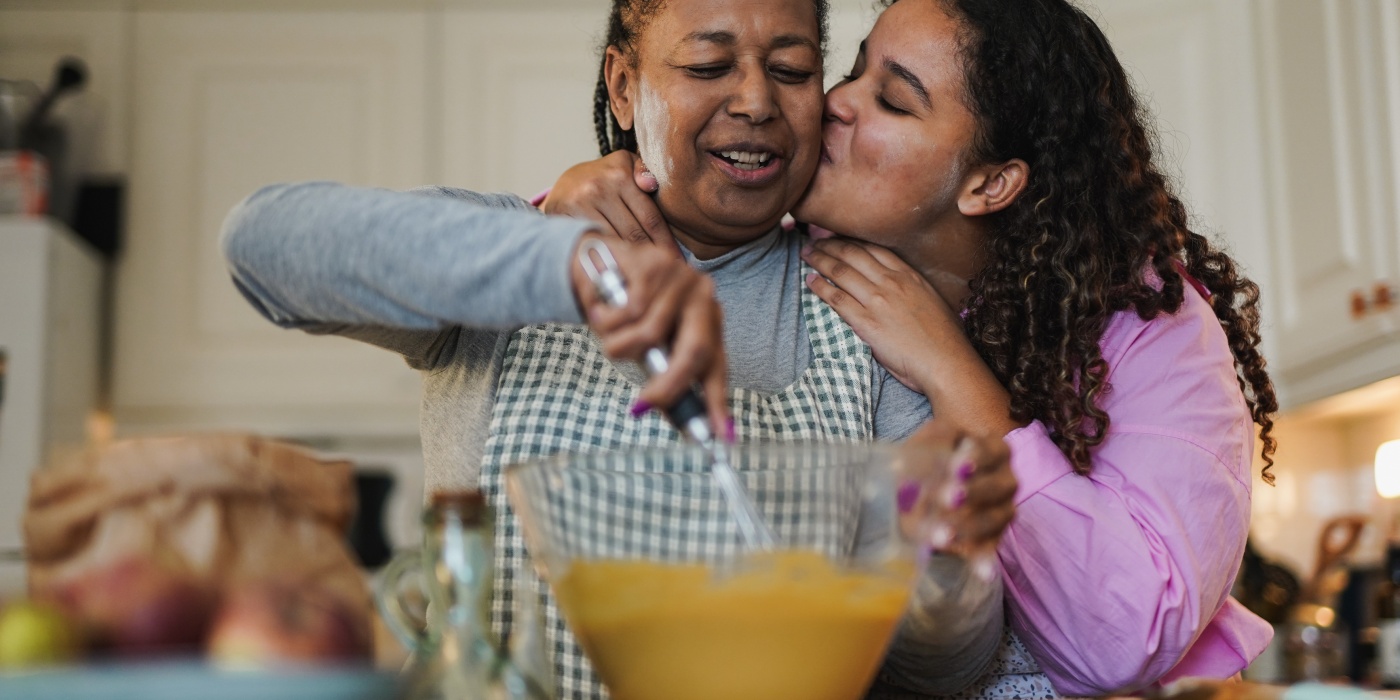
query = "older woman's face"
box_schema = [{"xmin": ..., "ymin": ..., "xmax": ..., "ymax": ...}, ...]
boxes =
[
  {"xmin": 611, "ymin": 0, "xmax": 824, "ymax": 244},
  {"xmin": 792, "ymin": 0, "xmax": 981, "ymax": 252}
]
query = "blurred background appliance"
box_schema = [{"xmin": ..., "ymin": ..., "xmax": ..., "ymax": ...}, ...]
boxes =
[{"xmin": 0, "ymin": 216, "xmax": 104, "ymax": 595}]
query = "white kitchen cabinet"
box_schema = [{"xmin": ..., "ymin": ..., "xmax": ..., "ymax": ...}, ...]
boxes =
[
  {"xmin": 1254, "ymin": 0, "xmax": 1400, "ymax": 408},
  {"xmin": 439, "ymin": 4, "xmax": 608, "ymax": 198},
  {"xmin": 112, "ymin": 8, "xmax": 431, "ymax": 437}
]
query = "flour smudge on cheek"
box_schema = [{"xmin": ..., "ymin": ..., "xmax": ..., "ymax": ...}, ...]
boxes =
[{"xmin": 633, "ymin": 80, "xmax": 675, "ymax": 189}]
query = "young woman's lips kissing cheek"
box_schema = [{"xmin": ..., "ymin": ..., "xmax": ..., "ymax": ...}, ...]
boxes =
[{"xmin": 708, "ymin": 141, "xmax": 786, "ymax": 186}]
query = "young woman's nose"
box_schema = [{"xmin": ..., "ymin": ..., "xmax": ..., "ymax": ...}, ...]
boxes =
[
  {"xmin": 824, "ymin": 81, "xmax": 856, "ymax": 125},
  {"xmin": 727, "ymin": 65, "xmax": 778, "ymax": 124}
]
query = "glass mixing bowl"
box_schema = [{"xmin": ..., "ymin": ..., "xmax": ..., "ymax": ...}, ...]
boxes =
[{"xmin": 505, "ymin": 442, "xmax": 956, "ymax": 700}]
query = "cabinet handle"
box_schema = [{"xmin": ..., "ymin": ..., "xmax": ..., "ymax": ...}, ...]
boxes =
[
  {"xmin": 1376, "ymin": 282, "xmax": 1395, "ymax": 311},
  {"xmin": 1351, "ymin": 290, "xmax": 1369, "ymax": 318}
]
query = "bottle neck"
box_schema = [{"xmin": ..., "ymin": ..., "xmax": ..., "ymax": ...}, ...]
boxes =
[{"xmin": 423, "ymin": 497, "xmax": 497, "ymax": 665}]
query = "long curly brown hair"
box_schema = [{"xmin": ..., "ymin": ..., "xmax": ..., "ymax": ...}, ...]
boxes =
[{"xmin": 909, "ymin": 0, "xmax": 1277, "ymax": 482}]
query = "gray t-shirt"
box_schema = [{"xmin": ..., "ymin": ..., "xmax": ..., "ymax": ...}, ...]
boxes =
[{"xmin": 221, "ymin": 181, "xmax": 1001, "ymax": 696}]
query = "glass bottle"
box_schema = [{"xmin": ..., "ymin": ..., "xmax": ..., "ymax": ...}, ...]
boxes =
[
  {"xmin": 378, "ymin": 490, "xmax": 499, "ymax": 700},
  {"xmin": 495, "ymin": 575, "xmax": 555, "ymax": 700}
]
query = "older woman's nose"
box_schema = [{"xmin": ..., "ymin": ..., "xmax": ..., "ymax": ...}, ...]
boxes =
[{"xmin": 727, "ymin": 66, "xmax": 779, "ymax": 124}]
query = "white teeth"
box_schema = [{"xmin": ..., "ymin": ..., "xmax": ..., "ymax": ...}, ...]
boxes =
[{"xmin": 720, "ymin": 150, "xmax": 773, "ymax": 166}]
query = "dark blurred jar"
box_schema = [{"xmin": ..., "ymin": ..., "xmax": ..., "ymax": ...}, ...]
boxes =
[{"xmin": 1284, "ymin": 604, "xmax": 1349, "ymax": 683}]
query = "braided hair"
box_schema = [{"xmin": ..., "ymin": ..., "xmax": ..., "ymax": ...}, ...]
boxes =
[
  {"xmin": 592, "ymin": 0, "xmax": 831, "ymax": 156},
  {"xmin": 910, "ymin": 0, "xmax": 1279, "ymax": 482}
]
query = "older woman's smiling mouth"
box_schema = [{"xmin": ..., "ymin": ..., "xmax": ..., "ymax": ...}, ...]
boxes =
[{"xmin": 708, "ymin": 142, "xmax": 785, "ymax": 185}]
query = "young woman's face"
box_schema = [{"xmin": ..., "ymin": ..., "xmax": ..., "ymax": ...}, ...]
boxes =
[
  {"xmin": 612, "ymin": 0, "xmax": 824, "ymax": 244},
  {"xmin": 792, "ymin": 0, "xmax": 981, "ymax": 252}
]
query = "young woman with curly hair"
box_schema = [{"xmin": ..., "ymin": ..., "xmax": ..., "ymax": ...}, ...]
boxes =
[{"xmin": 545, "ymin": 0, "xmax": 1279, "ymax": 695}]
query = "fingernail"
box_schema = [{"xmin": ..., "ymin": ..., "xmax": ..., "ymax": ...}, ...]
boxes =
[
  {"xmin": 972, "ymin": 555, "xmax": 998, "ymax": 583},
  {"xmin": 801, "ymin": 243, "xmax": 813, "ymax": 256},
  {"xmin": 629, "ymin": 400, "xmax": 652, "ymax": 418},
  {"xmin": 956, "ymin": 461, "xmax": 976, "ymax": 481},
  {"xmin": 929, "ymin": 523, "xmax": 955, "ymax": 550},
  {"xmin": 805, "ymin": 272, "xmax": 819, "ymax": 286},
  {"xmin": 725, "ymin": 418, "xmax": 736, "ymax": 445},
  {"xmin": 941, "ymin": 484, "xmax": 966, "ymax": 509},
  {"xmin": 897, "ymin": 481, "xmax": 920, "ymax": 513}
]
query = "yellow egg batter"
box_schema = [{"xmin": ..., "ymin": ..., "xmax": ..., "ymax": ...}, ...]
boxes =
[{"xmin": 552, "ymin": 550, "xmax": 916, "ymax": 700}]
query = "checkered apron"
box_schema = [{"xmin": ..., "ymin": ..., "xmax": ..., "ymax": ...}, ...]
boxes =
[{"xmin": 479, "ymin": 263, "xmax": 875, "ymax": 700}]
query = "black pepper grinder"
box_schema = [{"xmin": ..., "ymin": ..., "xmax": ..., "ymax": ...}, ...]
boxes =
[{"xmin": 348, "ymin": 469, "xmax": 395, "ymax": 569}]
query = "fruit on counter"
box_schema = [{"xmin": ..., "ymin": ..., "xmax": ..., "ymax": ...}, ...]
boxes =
[
  {"xmin": 206, "ymin": 581, "xmax": 371, "ymax": 668},
  {"xmin": 50, "ymin": 556, "xmax": 217, "ymax": 657},
  {"xmin": 0, "ymin": 599, "xmax": 82, "ymax": 669}
]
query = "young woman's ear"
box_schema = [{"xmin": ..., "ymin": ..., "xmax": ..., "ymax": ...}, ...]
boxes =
[
  {"xmin": 604, "ymin": 46, "xmax": 636, "ymax": 131},
  {"xmin": 958, "ymin": 159, "xmax": 1029, "ymax": 217}
]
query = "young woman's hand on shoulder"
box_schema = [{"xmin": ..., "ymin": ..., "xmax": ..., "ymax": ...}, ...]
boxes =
[
  {"xmin": 542, "ymin": 151, "xmax": 680, "ymax": 256},
  {"xmin": 801, "ymin": 237, "xmax": 1023, "ymax": 439},
  {"xmin": 800, "ymin": 237, "xmax": 958, "ymax": 390}
]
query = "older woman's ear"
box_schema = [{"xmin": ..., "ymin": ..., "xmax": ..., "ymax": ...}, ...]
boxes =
[
  {"xmin": 958, "ymin": 158, "xmax": 1029, "ymax": 217},
  {"xmin": 603, "ymin": 45, "xmax": 637, "ymax": 131}
]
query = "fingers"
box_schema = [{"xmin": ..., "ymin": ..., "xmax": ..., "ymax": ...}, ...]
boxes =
[
  {"xmin": 953, "ymin": 503, "xmax": 1015, "ymax": 548},
  {"xmin": 803, "ymin": 238, "xmax": 897, "ymax": 287},
  {"xmin": 633, "ymin": 156, "xmax": 659, "ymax": 193},
  {"xmin": 634, "ymin": 278, "xmax": 724, "ymax": 413},
  {"xmin": 599, "ymin": 265, "xmax": 690, "ymax": 360},
  {"xmin": 800, "ymin": 241, "xmax": 881, "ymax": 300},
  {"xmin": 576, "ymin": 234, "xmax": 726, "ymax": 433},
  {"xmin": 591, "ymin": 196, "xmax": 649, "ymax": 243},
  {"xmin": 804, "ymin": 270, "xmax": 865, "ymax": 321},
  {"xmin": 545, "ymin": 151, "xmax": 672, "ymax": 249},
  {"xmin": 898, "ymin": 420, "xmax": 1017, "ymax": 560},
  {"xmin": 619, "ymin": 185, "xmax": 681, "ymax": 256},
  {"xmin": 963, "ymin": 465, "xmax": 1018, "ymax": 508},
  {"xmin": 842, "ymin": 238, "xmax": 909, "ymax": 271},
  {"xmin": 569, "ymin": 232, "xmax": 608, "ymax": 313}
]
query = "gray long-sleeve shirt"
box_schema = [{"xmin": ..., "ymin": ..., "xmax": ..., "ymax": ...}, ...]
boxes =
[{"xmin": 220, "ymin": 181, "xmax": 1002, "ymax": 696}]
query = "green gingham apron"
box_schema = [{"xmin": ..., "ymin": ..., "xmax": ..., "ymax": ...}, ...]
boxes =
[{"xmin": 479, "ymin": 262, "xmax": 875, "ymax": 700}]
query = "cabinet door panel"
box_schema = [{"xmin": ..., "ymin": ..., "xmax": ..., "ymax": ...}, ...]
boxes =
[
  {"xmin": 115, "ymin": 10, "xmax": 430, "ymax": 436},
  {"xmin": 439, "ymin": 7, "xmax": 605, "ymax": 198},
  {"xmin": 1259, "ymin": 0, "xmax": 1400, "ymax": 380}
]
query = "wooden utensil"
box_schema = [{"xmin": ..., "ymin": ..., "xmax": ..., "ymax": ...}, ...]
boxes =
[{"xmin": 1302, "ymin": 515, "xmax": 1368, "ymax": 606}]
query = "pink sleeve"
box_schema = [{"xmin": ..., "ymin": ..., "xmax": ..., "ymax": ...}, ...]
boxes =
[{"xmin": 996, "ymin": 296, "xmax": 1260, "ymax": 696}]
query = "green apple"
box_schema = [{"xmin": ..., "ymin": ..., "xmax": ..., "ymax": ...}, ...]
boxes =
[{"xmin": 0, "ymin": 600, "xmax": 81, "ymax": 669}]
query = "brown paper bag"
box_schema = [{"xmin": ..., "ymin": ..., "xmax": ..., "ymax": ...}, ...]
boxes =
[{"xmin": 22, "ymin": 433, "xmax": 370, "ymax": 634}]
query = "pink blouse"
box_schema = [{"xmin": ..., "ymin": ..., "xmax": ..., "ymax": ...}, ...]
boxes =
[{"xmin": 998, "ymin": 270, "xmax": 1272, "ymax": 695}]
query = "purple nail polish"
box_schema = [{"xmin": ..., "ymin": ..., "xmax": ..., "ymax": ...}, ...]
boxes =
[
  {"xmin": 725, "ymin": 418, "xmax": 736, "ymax": 444},
  {"xmin": 897, "ymin": 481, "xmax": 921, "ymax": 513},
  {"xmin": 957, "ymin": 461, "xmax": 976, "ymax": 481},
  {"xmin": 629, "ymin": 400, "xmax": 652, "ymax": 418},
  {"xmin": 929, "ymin": 523, "xmax": 955, "ymax": 550},
  {"xmin": 951, "ymin": 489, "xmax": 967, "ymax": 508}
]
